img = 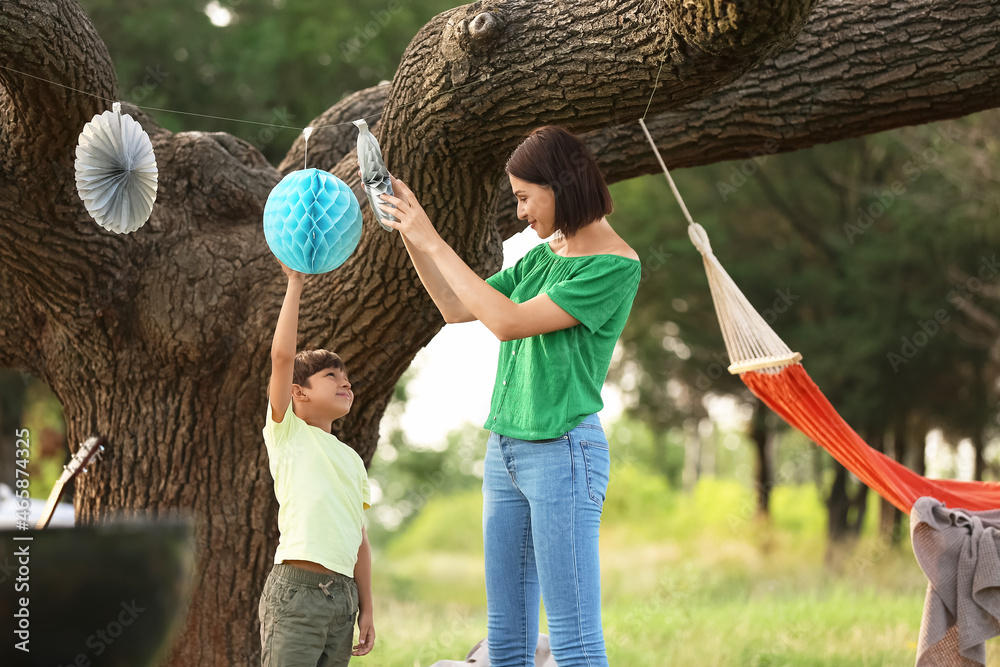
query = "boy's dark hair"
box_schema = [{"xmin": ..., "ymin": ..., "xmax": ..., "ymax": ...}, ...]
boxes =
[
  {"xmin": 505, "ymin": 125, "xmax": 613, "ymax": 237},
  {"xmin": 293, "ymin": 349, "xmax": 345, "ymax": 387}
]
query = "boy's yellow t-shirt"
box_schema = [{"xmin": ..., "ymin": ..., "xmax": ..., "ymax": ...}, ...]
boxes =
[{"xmin": 263, "ymin": 401, "xmax": 371, "ymax": 578}]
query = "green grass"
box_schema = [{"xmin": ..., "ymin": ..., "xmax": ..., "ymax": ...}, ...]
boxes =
[{"xmin": 362, "ymin": 470, "xmax": 999, "ymax": 666}]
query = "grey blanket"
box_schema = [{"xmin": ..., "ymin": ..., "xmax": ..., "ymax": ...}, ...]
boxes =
[{"xmin": 910, "ymin": 496, "xmax": 1000, "ymax": 666}]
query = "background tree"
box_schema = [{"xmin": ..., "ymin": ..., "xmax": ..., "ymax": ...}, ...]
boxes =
[
  {"xmin": 78, "ymin": 0, "xmax": 460, "ymax": 163},
  {"xmin": 610, "ymin": 111, "xmax": 1000, "ymax": 549},
  {"xmin": 364, "ymin": 369, "xmax": 485, "ymax": 543},
  {"xmin": 3, "ymin": 0, "xmax": 1000, "ymax": 664}
]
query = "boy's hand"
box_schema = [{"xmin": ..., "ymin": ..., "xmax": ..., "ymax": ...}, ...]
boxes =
[
  {"xmin": 278, "ymin": 258, "xmax": 304, "ymax": 281},
  {"xmin": 352, "ymin": 610, "xmax": 375, "ymax": 656}
]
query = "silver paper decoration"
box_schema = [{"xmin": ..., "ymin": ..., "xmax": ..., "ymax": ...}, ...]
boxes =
[
  {"xmin": 75, "ymin": 102, "xmax": 158, "ymax": 234},
  {"xmin": 353, "ymin": 118, "xmax": 396, "ymax": 231}
]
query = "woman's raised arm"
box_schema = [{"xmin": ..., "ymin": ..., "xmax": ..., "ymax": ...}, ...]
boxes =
[
  {"xmin": 396, "ymin": 229, "xmax": 477, "ymax": 324},
  {"xmin": 381, "ymin": 177, "xmax": 580, "ymax": 341}
]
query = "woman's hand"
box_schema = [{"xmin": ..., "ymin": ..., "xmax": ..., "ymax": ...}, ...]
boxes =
[{"xmin": 379, "ymin": 176, "xmax": 445, "ymax": 254}]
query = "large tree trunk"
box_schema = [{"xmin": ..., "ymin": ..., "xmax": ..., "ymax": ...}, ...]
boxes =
[
  {"xmin": 3, "ymin": 0, "xmax": 1000, "ymax": 664},
  {"xmin": 0, "ymin": 1, "xmax": 817, "ymax": 664}
]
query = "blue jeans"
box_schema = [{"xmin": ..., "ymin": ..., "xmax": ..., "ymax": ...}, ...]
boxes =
[{"xmin": 483, "ymin": 413, "xmax": 611, "ymax": 667}]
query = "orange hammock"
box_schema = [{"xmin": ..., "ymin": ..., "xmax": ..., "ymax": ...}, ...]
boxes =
[
  {"xmin": 637, "ymin": 119, "xmax": 1000, "ymax": 515},
  {"xmin": 742, "ymin": 364, "xmax": 1000, "ymax": 513}
]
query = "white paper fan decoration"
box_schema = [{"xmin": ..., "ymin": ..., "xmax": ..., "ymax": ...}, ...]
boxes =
[{"xmin": 75, "ymin": 102, "xmax": 158, "ymax": 234}]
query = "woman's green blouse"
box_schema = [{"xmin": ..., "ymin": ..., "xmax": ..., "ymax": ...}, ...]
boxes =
[{"xmin": 483, "ymin": 241, "xmax": 641, "ymax": 440}]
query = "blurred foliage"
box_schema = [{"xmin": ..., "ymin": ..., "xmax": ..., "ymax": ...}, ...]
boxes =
[
  {"xmin": 369, "ymin": 465, "xmax": 952, "ymax": 666},
  {"xmin": 367, "ymin": 368, "xmax": 485, "ymax": 546},
  {"xmin": 0, "ymin": 370, "xmax": 66, "ymax": 498},
  {"xmin": 78, "ymin": 0, "xmax": 461, "ymax": 163},
  {"xmin": 384, "ymin": 463, "xmax": 863, "ymax": 559},
  {"xmin": 368, "ymin": 423, "xmax": 484, "ymax": 546},
  {"xmin": 605, "ymin": 413, "xmax": 687, "ymax": 485},
  {"xmin": 21, "ymin": 378, "xmax": 67, "ymax": 498},
  {"xmin": 603, "ymin": 411, "xmax": 820, "ymax": 488},
  {"xmin": 386, "ymin": 487, "xmax": 483, "ymax": 557},
  {"xmin": 609, "ymin": 111, "xmax": 1000, "ymax": 484}
]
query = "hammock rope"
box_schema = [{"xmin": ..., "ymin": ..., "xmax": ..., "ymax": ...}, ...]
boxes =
[
  {"xmin": 637, "ymin": 120, "xmax": 801, "ymax": 375},
  {"xmin": 637, "ymin": 119, "xmax": 1000, "ymax": 513}
]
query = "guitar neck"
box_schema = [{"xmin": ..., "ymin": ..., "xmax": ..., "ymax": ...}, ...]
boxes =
[
  {"xmin": 34, "ymin": 435, "xmax": 104, "ymax": 529},
  {"xmin": 35, "ymin": 479, "xmax": 67, "ymax": 530}
]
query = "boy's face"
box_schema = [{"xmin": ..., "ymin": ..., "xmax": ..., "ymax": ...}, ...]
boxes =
[{"xmin": 297, "ymin": 365, "xmax": 353, "ymax": 420}]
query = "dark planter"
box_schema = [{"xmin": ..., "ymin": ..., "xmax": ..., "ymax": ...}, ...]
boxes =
[{"xmin": 0, "ymin": 519, "xmax": 195, "ymax": 667}]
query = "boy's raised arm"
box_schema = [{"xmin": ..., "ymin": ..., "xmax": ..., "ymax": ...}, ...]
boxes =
[{"xmin": 268, "ymin": 262, "xmax": 304, "ymax": 423}]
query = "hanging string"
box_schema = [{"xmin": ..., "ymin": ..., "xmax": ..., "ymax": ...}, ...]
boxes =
[
  {"xmin": 302, "ymin": 126, "xmax": 313, "ymax": 168},
  {"xmin": 635, "ymin": 48, "xmax": 803, "ymax": 375},
  {"xmin": 641, "ymin": 54, "xmax": 667, "ymax": 121},
  {"xmin": 4, "ymin": 38, "xmax": 692, "ymax": 208},
  {"xmin": 0, "ymin": 64, "xmax": 304, "ymax": 129},
  {"xmin": 636, "ymin": 28, "xmax": 699, "ymax": 234},
  {"xmin": 637, "ymin": 118, "xmax": 694, "ymax": 227}
]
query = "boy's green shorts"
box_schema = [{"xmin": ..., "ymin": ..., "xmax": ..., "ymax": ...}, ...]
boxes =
[{"xmin": 259, "ymin": 563, "xmax": 359, "ymax": 667}]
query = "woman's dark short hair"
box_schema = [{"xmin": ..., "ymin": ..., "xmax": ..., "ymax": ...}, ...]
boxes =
[
  {"xmin": 505, "ymin": 126, "xmax": 613, "ymax": 236},
  {"xmin": 293, "ymin": 349, "xmax": 344, "ymax": 387}
]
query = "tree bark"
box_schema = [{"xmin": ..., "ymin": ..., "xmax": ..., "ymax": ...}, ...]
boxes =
[
  {"xmin": 579, "ymin": 0, "xmax": 1000, "ymax": 185},
  {"xmin": 273, "ymin": 0, "xmax": 1000, "ymax": 236},
  {"xmin": 3, "ymin": 0, "xmax": 999, "ymax": 663}
]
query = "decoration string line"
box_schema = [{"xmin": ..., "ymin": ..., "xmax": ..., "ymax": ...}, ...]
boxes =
[
  {"xmin": 0, "ymin": 64, "xmax": 302, "ymax": 130},
  {"xmin": 0, "ymin": 62, "xmax": 532, "ymax": 134}
]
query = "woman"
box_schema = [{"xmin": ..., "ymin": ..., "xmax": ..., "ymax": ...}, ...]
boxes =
[{"xmin": 379, "ymin": 126, "xmax": 641, "ymax": 667}]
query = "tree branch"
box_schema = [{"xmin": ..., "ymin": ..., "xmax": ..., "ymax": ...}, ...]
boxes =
[
  {"xmin": 0, "ymin": 0, "xmax": 117, "ymax": 173},
  {"xmin": 278, "ymin": 83, "xmax": 392, "ymax": 175},
  {"xmin": 378, "ymin": 0, "xmax": 817, "ymax": 162},
  {"xmin": 587, "ymin": 0, "xmax": 1000, "ymax": 187}
]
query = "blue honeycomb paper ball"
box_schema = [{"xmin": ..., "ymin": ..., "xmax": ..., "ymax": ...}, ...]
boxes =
[{"xmin": 263, "ymin": 168, "xmax": 363, "ymax": 274}]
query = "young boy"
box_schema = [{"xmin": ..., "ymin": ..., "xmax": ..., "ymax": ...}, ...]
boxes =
[{"xmin": 258, "ymin": 259, "xmax": 375, "ymax": 666}]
